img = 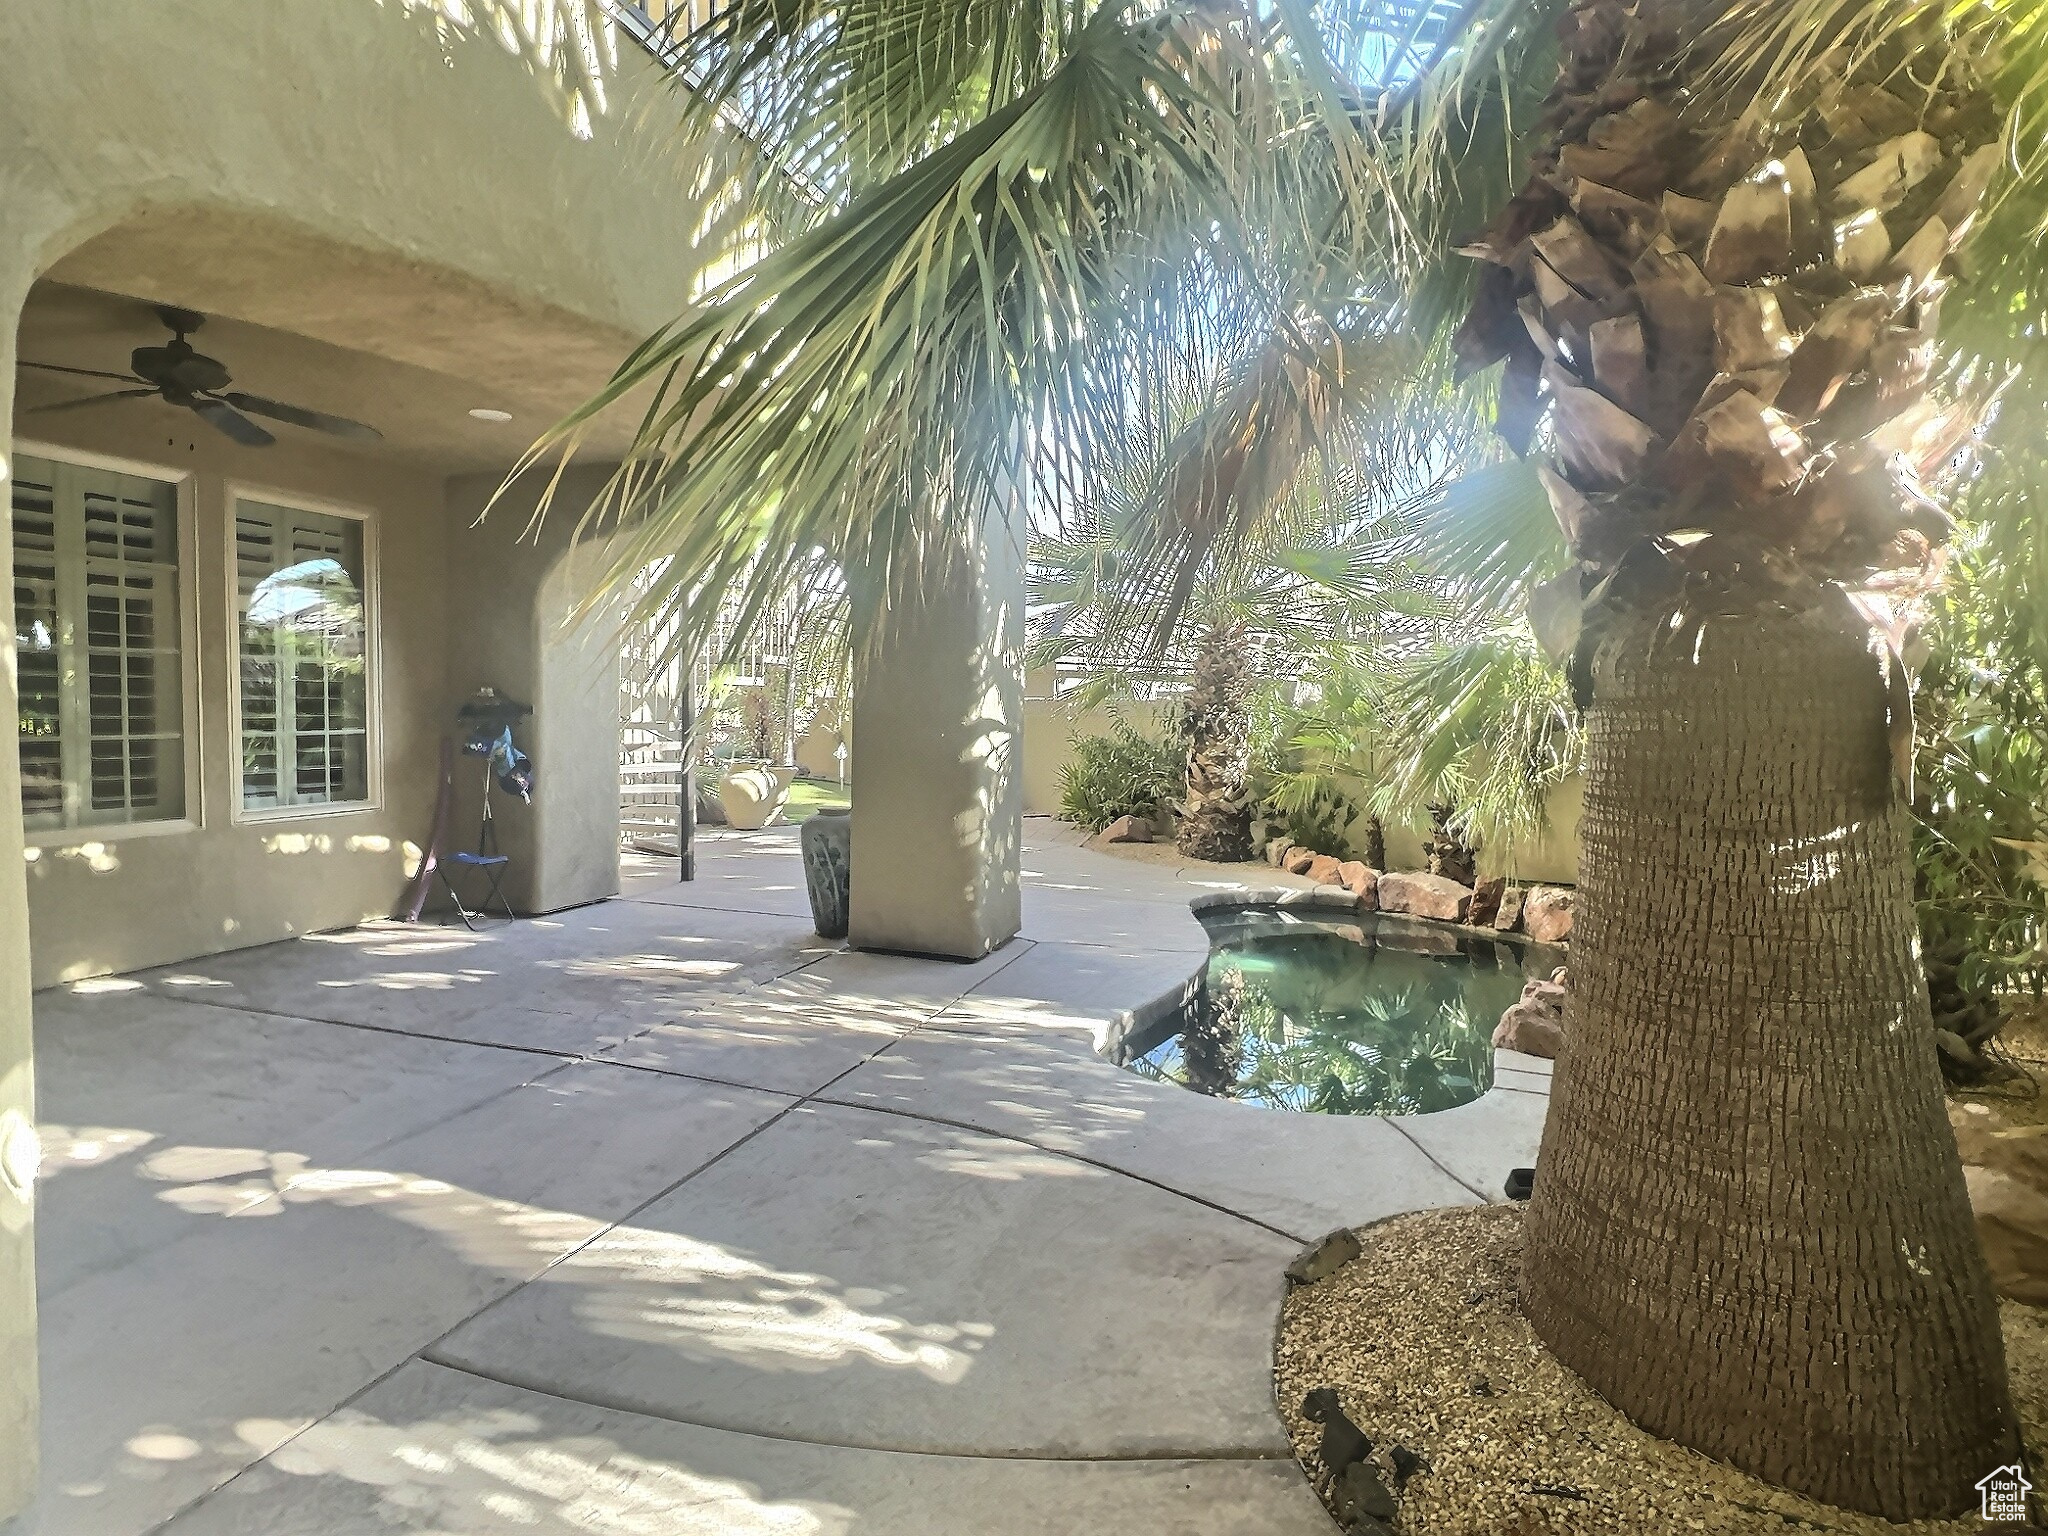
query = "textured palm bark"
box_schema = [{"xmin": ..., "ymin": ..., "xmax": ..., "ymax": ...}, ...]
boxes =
[
  {"xmin": 1525, "ymin": 605, "xmax": 2018, "ymax": 1517},
  {"xmin": 1177, "ymin": 620, "xmax": 1254, "ymax": 861},
  {"xmin": 1423, "ymin": 803, "xmax": 1477, "ymax": 885},
  {"xmin": 1182, "ymin": 965, "xmax": 1244, "ymax": 1098},
  {"xmin": 1360, "ymin": 815, "xmax": 1386, "ymax": 873}
]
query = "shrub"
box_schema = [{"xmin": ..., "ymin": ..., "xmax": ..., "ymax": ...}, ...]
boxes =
[{"xmin": 1059, "ymin": 720, "xmax": 1181, "ymax": 831}]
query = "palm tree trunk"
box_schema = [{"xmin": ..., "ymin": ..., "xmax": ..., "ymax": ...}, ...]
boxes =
[
  {"xmin": 1361, "ymin": 815, "xmax": 1386, "ymax": 872},
  {"xmin": 1177, "ymin": 620, "xmax": 1254, "ymax": 861},
  {"xmin": 1525, "ymin": 604, "xmax": 2017, "ymax": 1517},
  {"xmin": 1183, "ymin": 964, "xmax": 1244, "ymax": 1097},
  {"xmin": 1423, "ymin": 803, "xmax": 1476, "ymax": 885}
]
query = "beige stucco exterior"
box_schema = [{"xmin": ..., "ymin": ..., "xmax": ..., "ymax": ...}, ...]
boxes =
[
  {"xmin": 446, "ymin": 468, "xmax": 631, "ymax": 917},
  {"xmin": 13, "ymin": 414, "xmax": 455, "ymax": 988},
  {"xmin": 849, "ymin": 506, "xmax": 1027, "ymax": 959},
  {"xmin": 0, "ymin": 2, "xmax": 750, "ymax": 1518}
]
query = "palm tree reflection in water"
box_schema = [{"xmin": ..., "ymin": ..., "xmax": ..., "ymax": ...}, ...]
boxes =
[{"xmin": 1131, "ymin": 916, "xmax": 1534, "ymax": 1116}]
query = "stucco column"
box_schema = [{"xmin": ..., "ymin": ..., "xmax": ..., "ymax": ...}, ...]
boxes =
[
  {"xmin": 0, "ymin": 268, "xmax": 43, "ymax": 1523},
  {"xmin": 444, "ymin": 469, "xmax": 624, "ymax": 915},
  {"xmin": 847, "ymin": 493, "xmax": 1025, "ymax": 959}
]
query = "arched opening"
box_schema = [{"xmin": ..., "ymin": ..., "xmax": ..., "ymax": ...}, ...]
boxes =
[{"xmin": 9, "ymin": 222, "xmax": 655, "ymax": 984}]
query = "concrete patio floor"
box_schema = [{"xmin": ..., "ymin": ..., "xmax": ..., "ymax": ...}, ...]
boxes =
[{"xmin": 19, "ymin": 819, "xmax": 1549, "ymax": 1536}]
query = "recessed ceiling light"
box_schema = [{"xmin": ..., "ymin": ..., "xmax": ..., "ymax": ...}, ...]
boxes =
[{"xmin": 468, "ymin": 407, "xmax": 513, "ymax": 423}]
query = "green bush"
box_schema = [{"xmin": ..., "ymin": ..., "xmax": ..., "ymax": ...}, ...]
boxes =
[
  {"xmin": 1912, "ymin": 536, "xmax": 2048, "ymax": 1081},
  {"xmin": 1059, "ymin": 720, "xmax": 1181, "ymax": 832}
]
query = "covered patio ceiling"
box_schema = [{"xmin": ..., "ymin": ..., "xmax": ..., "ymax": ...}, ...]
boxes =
[{"xmin": 20, "ymin": 207, "xmax": 681, "ymax": 476}]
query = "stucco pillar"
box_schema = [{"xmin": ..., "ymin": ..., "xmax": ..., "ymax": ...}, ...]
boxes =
[
  {"xmin": 0, "ymin": 269, "xmax": 43, "ymax": 1523},
  {"xmin": 847, "ymin": 494, "xmax": 1025, "ymax": 959},
  {"xmin": 444, "ymin": 468, "xmax": 622, "ymax": 915}
]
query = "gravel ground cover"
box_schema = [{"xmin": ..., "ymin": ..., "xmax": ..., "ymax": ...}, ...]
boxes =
[{"xmin": 1276, "ymin": 1205, "xmax": 2047, "ymax": 1534}]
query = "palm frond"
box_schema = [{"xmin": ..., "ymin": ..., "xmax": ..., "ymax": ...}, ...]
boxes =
[
  {"xmin": 1408, "ymin": 457, "xmax": 1562, "ymax": 613},
  {"xmin": 516, "ymin": 6, "xmax": 1325, "ymax": 644},
  {"xmin": 504, "ymin": 0, "xmax": 1564, "ymax": 666},
  {"xmin": 1366, "ymin": 624, "xmax": 1579, "ymax": 846}
]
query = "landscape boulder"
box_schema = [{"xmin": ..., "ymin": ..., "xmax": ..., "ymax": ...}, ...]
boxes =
[
  {"xmin": 1336, "ymin": 861, "xmax": 1379, "ymax": 909},
  {"xmin": 716, "ymin": 766, "xmax": 789, "ymax": 831},
  {"xmin": 1305, "ymin": 853, "xmax": 1345, "ymax": 887},
  {"xmin": 1101, "ymin": 814, "xmax": 1152, "ymax": 844},
  {"xmin": 1265, "ymin": 836, "xmax": 1295, "ymax": 868},
  {"xmin": 1955, "ymin": 1103, "xmax": 2048, "ymax": 1305},
  {"xmin": 1523, "ymin": 886, "xmax": 1575, "ymax": 943},
  {"xmin": 1377, "ymin": 871, "xmax": 1473, "ymax": 922},
  {"xmin": 1493, "ymin": 886, "xmax": 1525, "ymax": 933},
  {"xmin": 1285, "ymin": 1228, "xmax": 1363, "ymax": 1287},
  {"xmin": 1283, "ymin": 845, "xmax": 1318, "ymax": 876},
  {"xmin": 1467, "ymin": 875, "xmax": 1505, "ymax": 927},
  {"xmin": 1492, "ymin": 975, "xmax": 1568, "ymax": 1059}
]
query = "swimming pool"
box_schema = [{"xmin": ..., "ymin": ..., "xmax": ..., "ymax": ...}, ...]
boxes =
[{"xmin": 1116, "ymin": 906, "xmax": 1565, "ymax": 1116}]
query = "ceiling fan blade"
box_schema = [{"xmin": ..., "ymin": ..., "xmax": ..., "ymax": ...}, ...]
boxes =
[
  {"xmin": 221, "ymin": 392, "xmax": 381, "ymax": 441},
  {"xmin": 27, "ymin": 389, "xmax": 159, "ymax": 415},
  {"xmin": 19, "ymin": 360, "xmax": 143, "ymax": 384},
  {"xmin": 190, "ymin": 397, "xmax": 275, "ymax": 448}
]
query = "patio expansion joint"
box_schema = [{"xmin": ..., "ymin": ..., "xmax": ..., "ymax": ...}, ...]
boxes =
[
  {"xmin": 1383, "ymin": 1116, "xmax": 1495, "ymax": 1204},
  {"xmin": 133, "ymin": 989, "xmax": 584, "ymax": 1062},
  {"xmin": 141, "ymin": 1064, "xmax": 831, "ymax": 1536},
  {"xmin": 617, "ymin": 894, "xmax": 825, "ymax": 922},
  {"xmin": 401, "ymin": 1355, "xmax": 1297, "ymax": 1465},
  {"xmin": 807, "ymin": 1085, "xmax": 1316, "ymax": 1247},
  {"xmin": 143, "ymin": 940, "xmax": 1051, "ymax": 1532}
]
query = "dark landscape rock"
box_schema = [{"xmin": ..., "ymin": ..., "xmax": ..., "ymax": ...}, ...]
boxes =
[
  {"xmin": 1283, "ymin": 845, "xmax": 1318, "ymax": 876},
  {"xmin": 1302, "ymin": 1388, "xmax": 1376, "ymax": 1515},
  {"xmin": 1376, "ymin": 871, "xmax": 1473, "ymax": 922},
  {"xmin": 1467, "ymin": 875, "xmax": 1506, "ymax": 927},
  {"xmin": 1334, "ymin": 1460, "xmax": 1398, "ymax": 1525},
  {"xmin": 1287, "ymin": 1228, "xmax": 1363, "ymax": 1286},
  {"xmin": 1523, "ymin": 886, "xmax": 1575, "ymax": 942},
  {"xmin": 1101, "ymin": 814, "xmax": 1151, "ymax": 844},
  {"xmin": 1389, "ymin": 1445, "xmax": 1431, "ymax": 1490},
  {"xmin": 1493, "ymin": 886, "xmax": 1525, "ymax": 932},
  {"xmin": 1504, "ymin": 1167, "xmax": 1535, "ymax": 1201}
]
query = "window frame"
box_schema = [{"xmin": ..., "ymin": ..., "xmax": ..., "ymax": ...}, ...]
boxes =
[
  {"xmin": 14, "ymin": 439, "xmax": 203, "ymax": 848},
  {"xmin": 224, "ymin": 483, "xmax": 384, "ymax": 824}
]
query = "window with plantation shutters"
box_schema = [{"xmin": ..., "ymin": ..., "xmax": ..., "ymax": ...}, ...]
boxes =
[
  {"xmin": 234, "ymin": 499, "xmax": 371, "ymax": 812},
  {"xmin": 10, "ymin": 453, "xmax": 187, "ymax": 833}
]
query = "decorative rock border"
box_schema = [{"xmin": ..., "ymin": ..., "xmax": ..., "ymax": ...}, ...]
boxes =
[{"xmin": 1264, "ymin": 836, "xmax": 1576, "ymax": 944}]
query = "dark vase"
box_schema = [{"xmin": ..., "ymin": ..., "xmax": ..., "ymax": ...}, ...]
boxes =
[{"xmin": 800, "ymin": 807, "xmax": 852, "ymax": 939}]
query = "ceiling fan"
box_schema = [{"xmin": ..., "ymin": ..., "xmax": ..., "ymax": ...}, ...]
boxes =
[{"xmin": 18, "ymin": 305, "xmax": 381, "ymax": 448}]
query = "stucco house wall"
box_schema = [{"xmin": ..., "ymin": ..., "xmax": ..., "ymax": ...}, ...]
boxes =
[
  {"xmin": 15, "ymin": 415, "xmax": 452, "ymax": 989},
  {"xmin": 445, "ymin": 468, "xmax": 630, "ymax": 918},
  {"xmin": 0, "ymin": 3, "xmax": 729, "ymax": 1516}
]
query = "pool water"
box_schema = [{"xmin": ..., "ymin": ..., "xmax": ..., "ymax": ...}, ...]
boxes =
[{"xmin": 1119, "ymin": 908, "xmax": 1561, "ymax": 1117}]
